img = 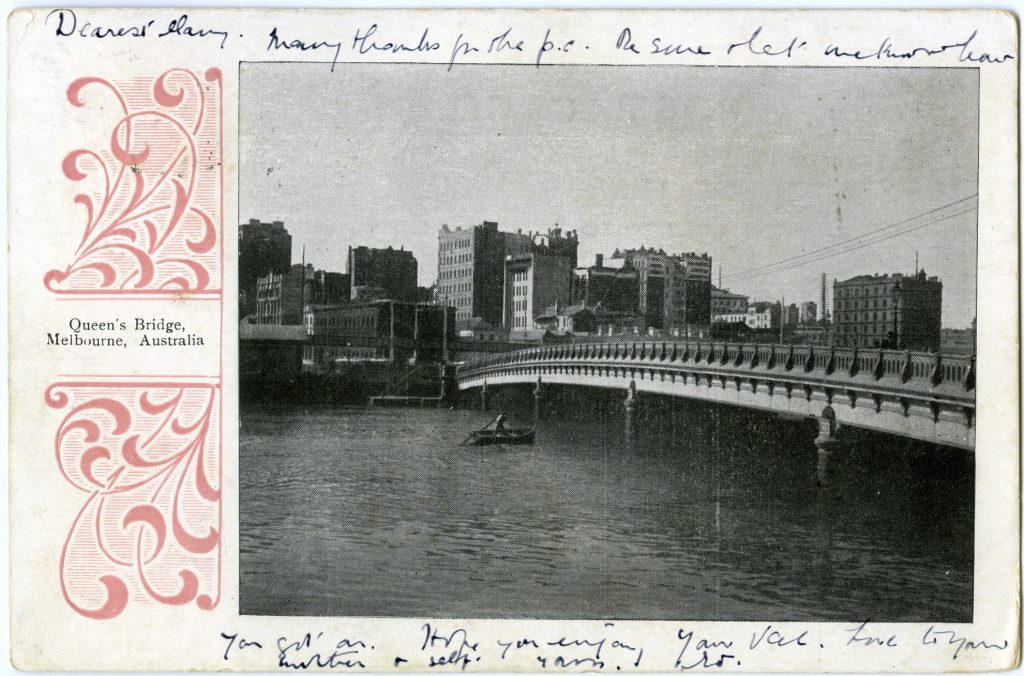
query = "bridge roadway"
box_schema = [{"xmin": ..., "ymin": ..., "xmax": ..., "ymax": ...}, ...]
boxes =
[{"xmin": 456, "ymin": 340, "xmax": 976, "ymax": 452}]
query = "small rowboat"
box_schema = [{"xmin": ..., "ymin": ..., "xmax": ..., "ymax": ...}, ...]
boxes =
[{"xmin": 464, "ymin": 427, "xmax": 535, "ymax": 446}]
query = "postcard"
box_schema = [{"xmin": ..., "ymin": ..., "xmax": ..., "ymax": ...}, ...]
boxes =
[{"xmin": 7, "ymin": 7, "xmax": 1020, "ymax": 672}]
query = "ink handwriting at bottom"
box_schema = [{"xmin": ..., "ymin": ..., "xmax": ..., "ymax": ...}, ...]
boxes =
[
  {"xmin": 277, "ymin": 632, "xmax": 368, "ymax": 669},
  {"xmin": 422, "ymin": 624, "xmax": 480, "ymax": 670},
  {"xmin": 497, "ymin": 623, "xmax": 644, "ymax": 669},
  {"xmin": 221, "ymin": 632, "xmax": 263, "ymax": 661},
  {"xmin": 749, "ymin": 625, "xmax": 808, "ymax": 650},
  {"xmin": 845, "ymin": 622, "xmax": 898, "ymax": 648},
  {"xmin": 922, "ymin": 626, "xmax": 1010, "ymax": 660},
  {"xmin": 674, "ymin": 629, "xmax": 739, "ymax": 670}
]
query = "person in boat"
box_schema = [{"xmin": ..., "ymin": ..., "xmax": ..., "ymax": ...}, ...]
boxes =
[{"xmin": 494, "ymin": 413, "xmax": 507, "ymax": 432}]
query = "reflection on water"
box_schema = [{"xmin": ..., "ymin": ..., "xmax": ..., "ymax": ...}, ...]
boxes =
[{"xmin": 239, "ymin": 398, "xmax": 972, "ymax": 621}]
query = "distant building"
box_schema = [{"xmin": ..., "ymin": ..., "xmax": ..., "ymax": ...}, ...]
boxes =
[
  {"xmin": 255, "ymin": 264, "xmax": 316, "ymax": 326},
  {"xmin": 613, "ymin": 247, "xmax": 712, "ymax": 334},
  {"xmin": 746, "ymin": 302, "xmax": 780, "ymax": 330},
  {"xmin": 572, "ymin": 254, "xmax": 640, "ymax": 313},
  {"xmin": 941, "ymin": 327, "xmax": 976, "ymax": 355},
  {"xmin": 348, "ymin": 245, "xmax": 418, "ymax": 303},
  {"xmin": 312, "ymin": 270, "xmax": 350, "ymax": 305},
  {"xmin": 304, "ymin": 300, "xmax": 454, "ymax": 363},
  {"xmin": 833, "ymin": 270, "xmax": 942, "ymax": 350},
  {"xmin": 239, "ymin": 219, "xmax": 292, "ymax": 317},
  {"xmin": 535, "ymin": 303, "xmax": 597, "ymax": 334},
  {"xmin": 437, "ymin": 221, "xmax": 577, "ymax": 326},
  {"xmin": 799, "ymin": 301, "xmax": 818, "ymax": 324},
  {"xmin": 503, "ymin": 253, "xmax": 572, "ymax": 333},
  {"xmin": 712, "ymin": 287, "xmax": 749, "ymax": 316},
  {"xmin": 784, "ymin": 303, "xmax": 800, "ymax": 328}
]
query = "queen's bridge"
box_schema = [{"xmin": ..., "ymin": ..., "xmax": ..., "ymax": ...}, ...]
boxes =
[{"xmin": 456, "ymin": 340, "xmax": 975, "ymax": 481}]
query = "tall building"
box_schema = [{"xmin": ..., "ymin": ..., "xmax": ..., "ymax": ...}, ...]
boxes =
[
  {"xmin": 348, "ymin": 245, "xmax": 418, "ymax": 302},
  {"xmin": 312, "ymin": 270, "xmax": 350, "ymax": 305},
  {"xmin": 613, "ymin": 247, "xmax": 712, "ymax": 333},
  {"xmin": 572, "ymin": 254, "xmax": 640, "ymax": 313},
  {"xmin": 799, "ymin": 301, "xmax": 818, "ymax": 324},
  {"xmin": 784, "ymin": 303, "xmax": 800, "ymax": 327},
  {"xmin": 255, "ymin": 264, "xmax": 316, "ymax": 326},
  {"xmin": 239, "ymin": 219, "xmax": 292, "ymax": 317},
  {"xmin": 436, "ymin": 221, "xmax": 577, "ymax": 326},
  {"xmin": 503, "ymin": 253, "xmax": 572, "ymax": 332},
  {"xmin": 833, "ymin": 270, "xmax": 942, "ymax": 350}
]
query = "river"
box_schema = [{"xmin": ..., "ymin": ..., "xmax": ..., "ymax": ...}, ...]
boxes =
[{"xmin": 239, "ymin": 395, "xmax": 972, "ymax": 621}]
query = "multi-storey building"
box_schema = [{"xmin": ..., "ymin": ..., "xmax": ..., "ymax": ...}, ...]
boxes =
[
  {"xmin": 239, "ymin": 219, "xmax": 292, "ymax": 317},
  {"xmin": 436, "ymin": 221, "xmax": 577, "ymax": 326},
  {"xmin": 572, "ymin": 254, "xmax": 640, "ymax": 313},
  {"xmin": 503, "ymin": 253, "xmax": 572, "ymax": 333},
  {"xmin": 612, "ymin": 248, "xmax": 712, "ymax": 333},
  {"xmin": 711, "ymin": 287, "xmax": 749, "ymax": 317},
  {"xmin": 312, "ymin": 270, "xmax": 350, "ymax": 305},
  {"xmin": 348, "ymin": 245, "xmax": 418, "ymax": 303},
  {"xmin": 832, "ymin": 270, "xmax": 942, "ymax": 350},
  {"xmin": 746, "ymin": 302, "xmax": 780, "ymax": 330},
  {"xmin": 304, "ymin": 300, "xmax": 455, "ymax": 364},
  {"xmin": 255, "ymin": 264, "xmax": 316, "ymax": 325},
  {"xmin": 784, "ymin": 303, "xmax": 800, "ymax": 328},
  {"xmin": 799, "ymin": 301, "xmax": 818, "ymax": 324}
]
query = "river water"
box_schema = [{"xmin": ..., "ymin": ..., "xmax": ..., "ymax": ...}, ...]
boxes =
[{"xmin": 239, "ymin": 395, "xmax": 972, "ymax": 621}]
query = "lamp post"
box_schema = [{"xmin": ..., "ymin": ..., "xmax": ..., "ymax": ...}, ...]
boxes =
[{"xmin": 889, "ymin": 282, "xmax": 902, "ymax": 349}]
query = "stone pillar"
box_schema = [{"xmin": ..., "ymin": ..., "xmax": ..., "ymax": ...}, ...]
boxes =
[
  {"xmin": 814, "ymin": 406, "xmax": 838, "ymax": 486},
  {"xmin": 533, "ymin": 376, "xmax": 544, "ymax": 422},
  {"xmin": 624, "ymin": 380, "xmax": 638, "ymax": 444},
  {"xmin": 481, "ymin": 380, "xmax": 490, "ymax": 412}
]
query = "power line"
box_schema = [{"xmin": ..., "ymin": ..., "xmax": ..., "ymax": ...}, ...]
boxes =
[
  {"xmin": 725, "ymin": 206, "xmax": 976, "ymax": 285},
  {"xmin": 722, "ymin": 194, "xmax": 977, "ymax": 283}
]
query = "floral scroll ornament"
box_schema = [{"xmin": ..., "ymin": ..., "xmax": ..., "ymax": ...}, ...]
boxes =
[
  {"xmin": 45, "ymin": 68, "xmax": 222, "ymax": 295},
  {"xmin": 46, "ymin": 382, "xmax": 221, "ymax": 619}
]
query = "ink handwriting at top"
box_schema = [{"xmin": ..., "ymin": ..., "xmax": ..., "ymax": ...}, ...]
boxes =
[
  {"xmin": 448, "ymin": 34, "xmax": 480, "ymax": 71},
  {"xmin": 267, "ymin": 27, "xmax": 343, "ymax": 72},
  {"xmin": 220, "ymin": 632, "xmax": 263, "ymax": 661},
  {"xmin": 674, "ymin": 629, "xmax": 739, "ymax": 670},
  {"xmin": 352, "ymin": 24, "xmax": 441, "ymax": 56},
  {"xmin": 922, "ymin": 626, "xmax": 1010, "ymax": 661},
  {"xmin": 47, "ymin": 9, "xmax": 154, "ymax": 38},
  {"xmin": 728, "ymin": 26, "xmax": 807, "ymax": 57},
  {"xmin": 157, "ymin": 14, "xmax": 229, "ymax": 49},
  {"xmin": 824, "ymin": 30, "xmax": 1013, "ymax": 63},
  {"xmin": 536, "ymin": 29, "xmax": 576, "ymax": 67},
  {"xmin": 46, "ymin": 9, "xmax": 228, "ymax": 47},
  {"xmin": 421, "ymin": 624, "xmax": 480, "ymax": 670},
  {"xmin": 617, "ymin": 28, "xmax": 710, "ymax": 57}
]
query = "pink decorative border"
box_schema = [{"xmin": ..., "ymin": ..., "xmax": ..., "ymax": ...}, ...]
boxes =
[
  {"xmin": 45, "ymin": 379, "xmax": 222, "ymax": 620},
  {"xmin": 46, "ymin": 68, "xmax": 223, "ymax": 296}
]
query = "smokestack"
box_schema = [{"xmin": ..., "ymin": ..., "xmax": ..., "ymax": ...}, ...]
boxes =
[
  {"xmin": 595, "ymin": 253, "xmax": 603, "ymax": 268},
  {"xmin": 821, "ymin": 273, "xmax": 828, "ymax": 322}
]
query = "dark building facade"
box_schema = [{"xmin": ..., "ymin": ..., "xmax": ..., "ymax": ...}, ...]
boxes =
[
  {"xmin": 313, "ymin": 271, "xmax": 351, "ymax": 305},
  {"xmin": 833, "ymin": 270, "xmax": 942, "ymax": 351},
  {"xmin": 305, "ymin": 300, "xmax": 455, "ymax": 363},
  {"xmin": 348, "ymin": 245, "xmax": 418, "ymax": 303},
  {"xmin": 239, "ymin": 219, "xmax": 292, "ymax": 318},
  {"xmin": 572, "ymin": 254, "xmax": 640, "ymax": 313}
]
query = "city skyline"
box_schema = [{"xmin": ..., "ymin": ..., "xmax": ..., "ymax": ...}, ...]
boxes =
[{"xmin": 240, "ymin": 63, "xmax": 978, "ymax": 328}]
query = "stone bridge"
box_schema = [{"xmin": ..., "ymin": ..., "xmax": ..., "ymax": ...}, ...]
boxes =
[{"xmin": 457, "ymin": 341, "xmax": 976, "ymax": 469}]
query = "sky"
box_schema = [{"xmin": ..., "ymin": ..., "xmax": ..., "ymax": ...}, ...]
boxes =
[{"xmin": 239, "ymin": 63, "xmax": 978, "ymax": 328}]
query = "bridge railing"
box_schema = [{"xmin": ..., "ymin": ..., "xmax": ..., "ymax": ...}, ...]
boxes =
[{"xmin": 458, "ymin": 341, "xmax": 975, "ymax": 403}]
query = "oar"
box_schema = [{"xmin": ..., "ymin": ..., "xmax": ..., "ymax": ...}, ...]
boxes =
[{"xmin": 459, "ymin": 414, "xmax": 501, "ymax": 446}]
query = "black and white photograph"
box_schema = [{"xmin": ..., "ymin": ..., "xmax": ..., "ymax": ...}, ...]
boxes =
[{"xmin": 238, "ymin": 62, "xmax": 977, "ymax": 622}]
